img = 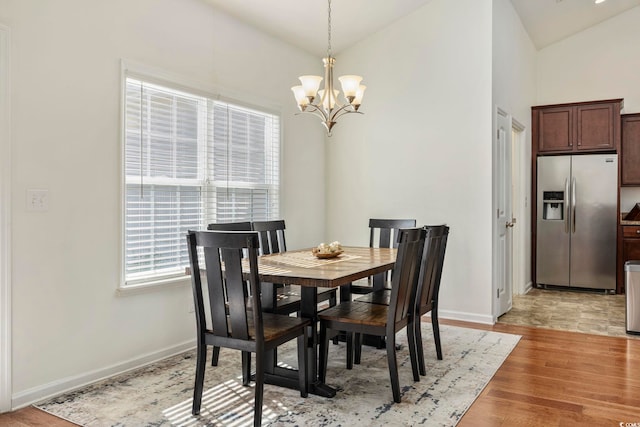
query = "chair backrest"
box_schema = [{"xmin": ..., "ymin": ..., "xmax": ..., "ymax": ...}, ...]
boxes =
[
  {"xmin": 386, "ymin": 227, "xmax": 427, "ymax": 330},
  {"xmin": 186, "ymin": 230, "xmax": 264, "ymax": 344},
  {"xmin": 207, "ymin": 221, "xmax": 252, "ymax": 231},
  {"xmin": 369, "ymin": 219, "xmax": 417, "ymax": 289},
  {"xmin": 369, "ymin": 218, "xmax": 417, "ymax": 249},
  {"xmin": 415, "ymin": 225, "xmax": 450, "ymax": 315},
  {"xmin": 252, "ymin": 220, "xmax": 287, "ymax": 255}
]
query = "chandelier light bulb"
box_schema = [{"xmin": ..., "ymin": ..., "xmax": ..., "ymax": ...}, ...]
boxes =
[
  {"xmin": 338, "ymin": 75, "xmax": 363, "ymax": 100},
  {"xmin": 353, "ymin": 85, "xmax": 367, "ymax": 109},
  {"xmin": 291, "ymin": 86, "xmax": 309, "ymax": 110},
  {"xmin": 298, "ymin": 75, "xmax": 323, "ymax": 99}
]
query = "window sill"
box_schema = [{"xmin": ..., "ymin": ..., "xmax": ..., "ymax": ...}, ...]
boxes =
[{"xmin": 117, "ymin": 275, "xmax": 191, "ymax": 296}]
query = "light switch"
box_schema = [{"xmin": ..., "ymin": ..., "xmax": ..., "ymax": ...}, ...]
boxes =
[{"xmin": 27, "ymin": 189, "xmax": 49, "ymax": 212}]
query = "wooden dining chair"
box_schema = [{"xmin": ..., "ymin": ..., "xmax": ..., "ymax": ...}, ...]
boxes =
[
  {"xmin": 251, "ymin": 220, "xmax": 338, "ymax": 314},
  {"xmin": 186, "ymin": 230, "xmax": 309, "ymax": 426},
  {"xmin": 413, "ymin": 225, "xmax": 449, "ymax": 372},
  {"xmin": 353, "ymin": 225, "xmax": 449, "ymax": 374},
  {"xmin": 206, "ymin": 221, "xmax": 254, "ymax": 367},
  {"xmin": 350, "ymin": 218, "xmax": 417, "ymax": 296},
  {"xmin": 317, "ymin": 227, "xmax": 426, "ymax": 403}
]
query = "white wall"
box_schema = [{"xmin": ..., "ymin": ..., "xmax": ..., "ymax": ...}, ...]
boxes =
[
  {"xmin": 492, "ymin": 0, "xmax": 537, "ymax": 295},
  {"xmin": 1, "ymin": 0, "xmax": 325, "ymax": 405},
  {"xmin": 536, "ymin": 6, "xmax": 640, "ymax": 216},
  {"xmin": 326, "ymin": 0, "xmax": 495, "ymax": 323}
]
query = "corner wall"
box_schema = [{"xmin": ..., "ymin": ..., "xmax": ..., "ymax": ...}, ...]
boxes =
[
  {"xmin": 492, "ymin": 0, "xmax": 537, "ymax": 296},
  {"xmin": 326, "ymin": 0, "xmax": 495, "ymax": 323}
]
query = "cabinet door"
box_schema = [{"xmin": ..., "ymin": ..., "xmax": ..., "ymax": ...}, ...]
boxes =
[
  {"xmin": 576, "ymin": 103, "xmax": 615, "ymax": 151},
  {"xmin": 622, "ymin": 114, "xmax": 640, "ymax": 185},
  {"xmin": 538, "ymin": 106, "xmax": 573, "ymax": 153},
  {"xmin": 624, "ymin": 239, "xmax": 640, "ymax": 269}
]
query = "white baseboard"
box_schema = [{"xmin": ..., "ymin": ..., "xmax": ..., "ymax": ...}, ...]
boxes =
[
  {"xmin": 438, "ymin": 309, "xmax": 495, "ymax": 325},
  {"xmin": 12, "ymin": 340, "xmax": 196, "ymax": 410},
  {"xmin": 523, "ymin": 281, "xmax": 533, "ymax": 294}
]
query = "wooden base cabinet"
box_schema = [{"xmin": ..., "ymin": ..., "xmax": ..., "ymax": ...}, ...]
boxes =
[{"xmin": 618, "ymin": 225, "xmax": 640, "ymax": 294}]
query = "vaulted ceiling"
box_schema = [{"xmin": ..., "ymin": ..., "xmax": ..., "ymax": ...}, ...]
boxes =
[{"xmin": 204, "ymin": 0, "xmax": 640, "ymax": 56}]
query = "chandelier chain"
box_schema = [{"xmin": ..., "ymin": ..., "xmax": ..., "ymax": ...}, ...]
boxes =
[{"xmin": 327, "ymin": 0, "xmax": 332, "ymax": 57}]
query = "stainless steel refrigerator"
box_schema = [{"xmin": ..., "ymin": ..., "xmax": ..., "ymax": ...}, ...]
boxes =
[{"xmin": 536, "ymin": 154, "xmax": 618, "ymax": 290}]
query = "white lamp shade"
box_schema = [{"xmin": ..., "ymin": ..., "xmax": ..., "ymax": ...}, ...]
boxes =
[
  {"xmin": 291, "ymin": 86, "xmax": 309, "ymax": 106},
  {"xmin": 353, "ymin": 84, "xmax": 366, "ymax": 105},
  {"xmin": 318, "ymin": 89, "xmax": 340, "ymax": 109},
  {"xmin": 338, "ymin": 75, "xmax": 363, "ymax": 98},
  {"xmin": 298, "ymin": 75, "xmax": 323, "ymax": 98}
]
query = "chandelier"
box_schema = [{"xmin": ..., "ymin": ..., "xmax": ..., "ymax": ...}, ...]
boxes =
[{"xmin": 291, "ymin": 0, "xmax": 366, "ymax": 136}]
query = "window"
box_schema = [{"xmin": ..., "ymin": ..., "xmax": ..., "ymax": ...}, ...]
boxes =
[{"xmin": 123, "ymin": 76, "xmax": 280, "ymax": 286}]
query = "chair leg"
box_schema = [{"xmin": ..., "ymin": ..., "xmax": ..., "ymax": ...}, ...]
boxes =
[
  {"xmin": 318, "ymin": 323, "xmax": 329, "ymax": 383},
  {"xmin": 297, "ymin": 332, "xmax": 308, "ymax": 398},
  {"xmin": 346, "ymin": 332, "xmax": 354, "ymax": 370},
  {"xmin": 407, "ymin": 320, "xmax": 420, "ymax": 382},
  {"xmin": 386, "ymin": 334, "xmax": 401, "ymax": 403},
  {"xmin": 354, "ymin": 333, "xmax": 363, "ymax": 365},
  {"xmin": 432, "ymin": 309, "xmax": 443, "ymax": 360},
  {"xmin": 254, "ymin": 349, "xmax": 264, "ymax": 427},
  {"xmin": 211, "ymin": 346, "xmax": 220, "ymax": 366},
  {"xmin": 241, "ymin": 351, "xmax": 251, "ymax": 386},
  {"xmin": 192, "ymin": 342, "xmax": 207, "ymax": 415},
  {"xmin": 330, "ymin": 290, "xmax": 339, "ymax": 345},
  {"xmin": 416, "ymin": 315, "xmax": 427, "ymax": 376}
]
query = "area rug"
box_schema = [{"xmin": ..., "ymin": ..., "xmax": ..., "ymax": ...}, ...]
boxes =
[{"xmin": 35, "ymin": 324, "xmax": 520, "ymax": 426}]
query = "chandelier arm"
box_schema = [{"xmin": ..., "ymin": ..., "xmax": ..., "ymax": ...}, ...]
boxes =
[
  {"xmin": 300, "ymin": 106, "xmax": 329, "ymax": 123},
  {"xmin": 328, "ymin": 104, "xmax": 359, "ymax": 121}
]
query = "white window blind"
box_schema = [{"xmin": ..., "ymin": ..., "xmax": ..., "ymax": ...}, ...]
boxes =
[{"xmin": 123, "ymin": 77, "xmax": 280, "ymax": 285}]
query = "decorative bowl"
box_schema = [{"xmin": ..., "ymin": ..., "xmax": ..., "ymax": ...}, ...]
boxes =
[{"xmin": 312, "ymin": 248, "xmax": 344, "ymax": 259}]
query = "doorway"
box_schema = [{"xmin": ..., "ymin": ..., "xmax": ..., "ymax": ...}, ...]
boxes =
[
  {"xmin": 494, "ymin": 107, "xmax": 513, "ymax": 319},
  {"xmin": 0, "ymin": 24, "xmax": 11, "ymax": 413},
  {"xmin": 493, "ymin": 107, "xmax": 527, "ymax": 320}
]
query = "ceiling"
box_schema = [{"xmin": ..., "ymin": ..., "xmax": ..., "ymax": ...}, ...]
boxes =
[
  {"xmin": 205, "ymin": 0, "xmax": 640, "ymax": 56},
  {"xmin": 510, "ymin": 0, "xmax": 640, "ymax": 49}
]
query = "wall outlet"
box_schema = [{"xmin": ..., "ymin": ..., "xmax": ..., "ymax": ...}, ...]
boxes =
[{"xmin": 26, "ymin": 189, "xmax": 49, "ymax": 212}]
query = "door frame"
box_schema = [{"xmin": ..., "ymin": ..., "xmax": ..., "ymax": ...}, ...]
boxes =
[
  {"xmin": 0, "ymin": 24, "xmax": 12, "ymax": 413},
  {"xmin": 511, "ymin": 118, "xmax": 527, "ymax": 295}
]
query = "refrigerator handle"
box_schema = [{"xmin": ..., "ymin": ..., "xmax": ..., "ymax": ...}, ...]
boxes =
[
  {"xmin": 564, "ymin": 178, "xmax": 570, "ymax": 233},
  {"xmin": 572, "ymin": 177, "xmax": 576, "ymax": 234}
]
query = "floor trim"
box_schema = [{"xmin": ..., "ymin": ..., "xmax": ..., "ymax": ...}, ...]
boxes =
[
  {"xmin": 11, "ymin": 340, "xmax": 195, "ymax": 409},
  {"xmin": 439, "ymin": 309, "xmax": 495, "ymax": 325}
]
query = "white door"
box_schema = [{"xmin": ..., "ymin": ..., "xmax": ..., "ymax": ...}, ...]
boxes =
[
  {"xmin": 494, "ymin": 107, "xmax": 513, "ymax": 318},
  {"xmin": 0, "ymin": 24, "xmax": 11, "ymax": 413}
]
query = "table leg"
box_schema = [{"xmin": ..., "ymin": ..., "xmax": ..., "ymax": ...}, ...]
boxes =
[
  {"xmin": 258, "ymin": 285, "xmax": 336, "ymax": 398},
  {"xmin": 300, "ymin": 286, "xmax": 336, "ymax": 397}
]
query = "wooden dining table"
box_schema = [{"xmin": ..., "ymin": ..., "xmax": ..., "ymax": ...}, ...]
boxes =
[{"xmin": 255, "ymin": 246, "xmax": 396, "ymax": 398}]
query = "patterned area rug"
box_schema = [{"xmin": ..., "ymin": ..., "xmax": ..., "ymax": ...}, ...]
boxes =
[{"xmin": 35, "ymin": 324, "xmax": 520, "ymax": 426}]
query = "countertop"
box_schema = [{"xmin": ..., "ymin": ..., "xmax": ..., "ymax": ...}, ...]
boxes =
[{"xmin": 620, "ymin": 213, "xmax": 640, "ymax": 225}]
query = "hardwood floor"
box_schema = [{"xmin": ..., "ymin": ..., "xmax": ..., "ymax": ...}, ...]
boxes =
[
  {"xmin": 0, "ymin": 406, "xmax": 77, "ymax": 426},
  {"xmin": 453, "ymin": 319, "xmax": 640, "ymax": 426},
  {"xmin": 2, "ymin": 319, "xmax": 639, "ymax": 426}
]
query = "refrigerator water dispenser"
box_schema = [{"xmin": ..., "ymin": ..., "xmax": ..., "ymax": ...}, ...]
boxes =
[{"xmin": 542, "ymin": 191, "xmax": 564, "ymax": 220}]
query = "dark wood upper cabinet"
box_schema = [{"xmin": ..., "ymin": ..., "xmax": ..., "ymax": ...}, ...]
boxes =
[
  {"xmin": 538, "ymin": 106, "xmax": 573, "ymax": 152},
  {"xmin": 621, "ymin": 113, "xmax": 640, "ymax": 186},
  {"xmin": 533, "ymin": 99, "xmax": 623, "ymax": 155}
]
